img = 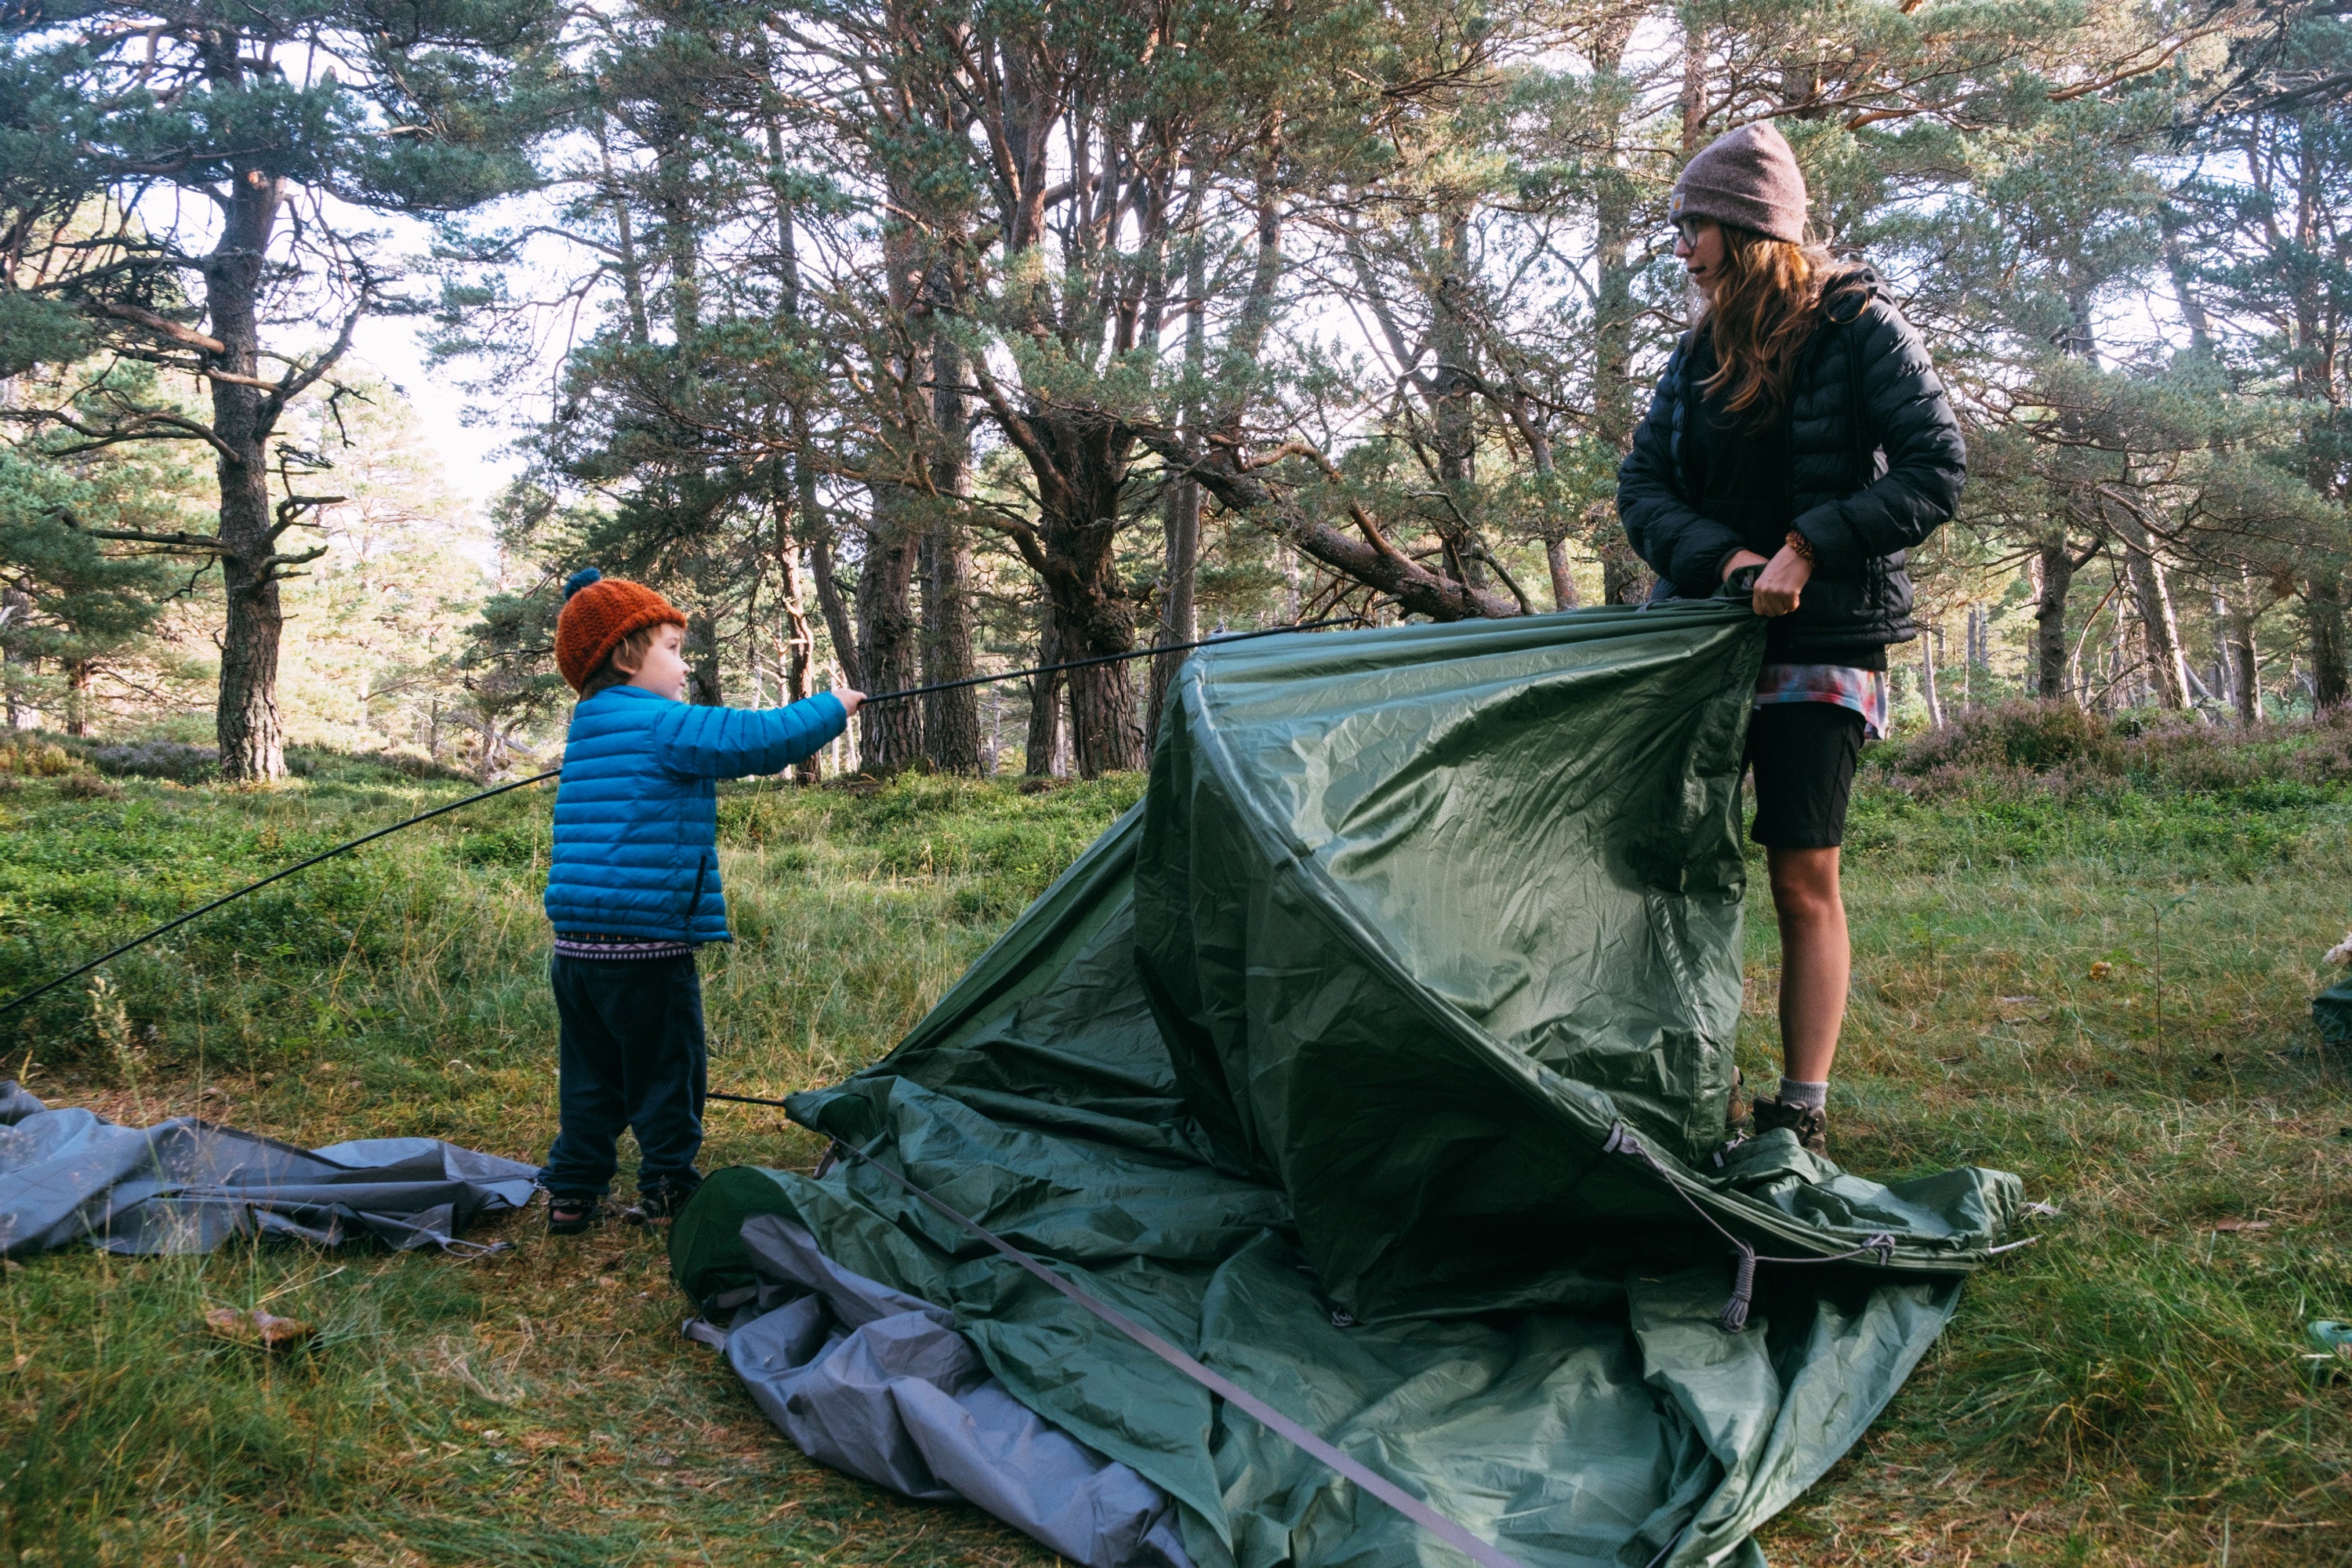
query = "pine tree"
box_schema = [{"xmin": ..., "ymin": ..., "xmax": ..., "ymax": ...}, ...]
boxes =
[{"xmin": 0, "ymin": 0, "xmax": 560, "ymax": 778}]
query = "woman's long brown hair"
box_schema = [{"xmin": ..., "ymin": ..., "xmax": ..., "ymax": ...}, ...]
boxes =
[{"xmin": 1698, "ymin": 223, "xmax": 1836, "ymax": 423}]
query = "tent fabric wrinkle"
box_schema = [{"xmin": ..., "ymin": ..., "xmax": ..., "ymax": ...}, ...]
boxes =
[
  {"xmin": 673, "ymin": 604, "xmax": 2020, "ymax": 1568},
  {"xmin": 0, "ymin": 1081, "xmax": 539, "ymax": 1257}
]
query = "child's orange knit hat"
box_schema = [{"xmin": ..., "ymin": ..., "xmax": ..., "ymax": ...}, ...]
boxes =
[{"xmin": 554, "ymin": 568, "xmax": 688, "ymax": 693}]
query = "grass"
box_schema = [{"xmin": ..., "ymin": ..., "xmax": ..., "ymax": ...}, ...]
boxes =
[{"xmin": 1, "ymin": 717, "xmax": 2349, "ymax": 1566}]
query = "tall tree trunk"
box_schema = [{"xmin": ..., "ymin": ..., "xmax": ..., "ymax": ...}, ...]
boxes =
[
  {"xmin": 2032, "ymin": 531, "xmax": 2077, "ymax": 699},
  {"xmin": 63, "ymin": 659, "xmax": 90, "ymax": 739},
  {"xmin": 686, "ymin": 598, "xmax": 725, "ymax": 706},
  {"xmin": 2110, "ymin": 506, "xmax": 2190, "ymax": 710},
  {"xmin": 771, "ymin": 522, "xmax": 819, "ymax": 782},
  {"xmin": 856, "ymin": 503, "xmax": 924, "ymax": 774},
  {"xmin": 1679, "ymin": 20, "xmax": 1711, "ymax": 154},
  {"xmin": 764, "ymin": 481, "xmax": 815, "ymax": 712},
  {"xmin": 2159, "ymin": 205, "xmax": 2216, "ymax": 357},
  {"xmin": 2227, "ymin": 569, "xmax": 2265, "ymax": 724},
  {"xmin": 1, "ymin": 586, "xmax": 34, "ymax": 731},
  {"xmin": 1029, "ymin": 429, "xmax": 1145, "ymax": 776},
  {"xmin": 767, "ymin": 140, "xmax": 856, "ymax": 701},
  {"xmin": 1150, "ymin": 473, "xmax": 1201, "ymax": 741},
  {"xmin": 1429, "ymin": 209, "xmax": 1482, "ymax": 591},
  {"xmin": 1058, "ymin": 595, "xmax": 1142, "ymax": 776},
  {"xmin": 2307, "ymin": 572, "xmax": 2350, "ymax": 711},
  {"xmin": 1919, "ymin": 619, "xmax": 1945, "ymax": 728},
  {"xmin": 655, "ymin": 116, "xmax": 700, "ymax": 339},
  {"xmin": 1590, "ymin": 8, "xmax": 1643, "ymax": 604},
  {"xmin": 1544, "ymin": 537, "xmax": 1577, "ymax": 611},
  {"xmin": 923, "ymin": 334, "xmax": 982, "ymax": 773},
  {"xmin": 1025, "ymin": 612, "xmax": 1062, "ymax": 778},
  {"xmin": 1150, "ymin": 228, "xmax": 1208, "ymax": 739},
  {"xmin": 209, "ymin": 169, "xmax": 290, "ymax": 783},
  {"xmin": 600, "ymin": 117, "xmax": 652, "ymax": 347}
]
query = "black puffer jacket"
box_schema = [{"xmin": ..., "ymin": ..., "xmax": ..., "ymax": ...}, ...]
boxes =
[{"xmin": 1616, "ymin": 267, "xmax": 1965, "ymax": 659}]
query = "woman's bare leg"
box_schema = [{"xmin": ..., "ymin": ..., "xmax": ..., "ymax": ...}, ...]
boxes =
[{"xmin": 1766, "ymin": 846, "xmax": 1849, "ymax": 1083}]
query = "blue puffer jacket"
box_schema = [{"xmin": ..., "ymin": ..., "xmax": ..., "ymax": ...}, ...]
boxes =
[{"xmin": 543, "ymin": 687, "xmax": 848, "ymax": 942}]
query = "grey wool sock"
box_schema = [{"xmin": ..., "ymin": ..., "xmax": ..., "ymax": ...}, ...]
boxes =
[{"xmin": 1774, "ymin": 1078, "xmax": 1828, "ymax": 1110}]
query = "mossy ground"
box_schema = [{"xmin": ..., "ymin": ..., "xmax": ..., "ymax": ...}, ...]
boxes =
[{"xmin": 1, "ymin": 735, "xmax": 2347, "ymax": 1566}]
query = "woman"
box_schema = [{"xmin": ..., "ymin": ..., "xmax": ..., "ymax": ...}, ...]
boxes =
[{"xmin": 1617, "ymin": 122, "xmax": 1965, "ymax": 1157}]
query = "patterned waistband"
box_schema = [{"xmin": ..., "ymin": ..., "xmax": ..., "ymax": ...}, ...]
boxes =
[
  {"xmin": 1752, "ymin": 662, "xmax": 1889, "ymax": 740},
  {"xmin": 554, "ymin": 935, "xmax": 695, "ymax": 961}
]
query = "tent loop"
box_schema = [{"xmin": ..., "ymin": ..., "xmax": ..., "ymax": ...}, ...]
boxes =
[{"xmin": 1600, "ymin": 1123, "xmax": 1898, "ymax": 1330}]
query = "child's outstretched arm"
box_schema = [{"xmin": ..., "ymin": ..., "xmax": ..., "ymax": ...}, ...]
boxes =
[{"xmin": 650, "ymin": 688, "xmax": 862, "ymax": 779}]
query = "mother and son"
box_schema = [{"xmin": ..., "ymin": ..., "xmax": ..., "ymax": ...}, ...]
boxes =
[{"xmin": 532, "ymin": 122, "xmax": 1965, "ymax": 1234}]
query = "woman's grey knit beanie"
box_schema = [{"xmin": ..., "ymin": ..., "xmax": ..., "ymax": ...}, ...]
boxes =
[{"xmin": 1669, "ymin": 122, "xmax": 1809, "ymax": 243}]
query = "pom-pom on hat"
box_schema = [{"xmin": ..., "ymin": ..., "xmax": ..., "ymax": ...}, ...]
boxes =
[
  {"xmin": 553, "ymin": 567, "xmax": 688, "ymax": 693},
  {"xmin": 1668, "ymin": 122, "xmax": 1810, "ymax": 244}
]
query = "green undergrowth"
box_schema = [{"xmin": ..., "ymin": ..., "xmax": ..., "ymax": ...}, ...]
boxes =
[{"xmin": 1, "ymin": 739, "xmax": 2347, "ymax": 1565}]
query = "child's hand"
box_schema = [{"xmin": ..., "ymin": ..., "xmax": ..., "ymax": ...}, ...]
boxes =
[{"xmin": 834, "ymin": 687, "xmax": 866, "ymax": 717}]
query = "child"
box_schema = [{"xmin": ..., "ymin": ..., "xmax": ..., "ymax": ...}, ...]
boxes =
[{"xmin": 539, "ymin": 568, "xmax": 862, "ymax": 1233}]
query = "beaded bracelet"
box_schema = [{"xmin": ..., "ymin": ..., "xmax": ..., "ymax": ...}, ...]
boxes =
[{"xmin": 1784, "ymin": 530, "xmax": 1816, "ymax": 563}]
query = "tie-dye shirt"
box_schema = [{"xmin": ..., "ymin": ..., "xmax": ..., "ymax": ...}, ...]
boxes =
[{"xmin": 1753, "ymin": 663, "xmax": 1889, "ymax": 739}]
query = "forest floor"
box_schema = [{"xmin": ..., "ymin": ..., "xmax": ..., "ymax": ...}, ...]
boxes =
[{"xmin": 1, "ymin": 724, "xmax": 2348, "ymax": 1567}]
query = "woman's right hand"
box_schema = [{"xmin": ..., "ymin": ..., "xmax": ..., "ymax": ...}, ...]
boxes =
[
  {"xmin": 1720, "ymin": 550, "xmax": 1771, "ymax": 583},
  {"xmin": 834, "ymin": 687, "xmax": 866, "ymax": 717}
]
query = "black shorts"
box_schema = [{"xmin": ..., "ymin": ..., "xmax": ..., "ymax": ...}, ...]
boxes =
[{"xmin": 1744, "ymin": 702, "xmax": 1864, "ymax": 849}]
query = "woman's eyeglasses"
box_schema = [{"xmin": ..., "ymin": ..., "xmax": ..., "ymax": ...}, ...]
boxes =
[{"xmin": 1674, "ymin": 218, "xmax": 1707, "ymax": 246}]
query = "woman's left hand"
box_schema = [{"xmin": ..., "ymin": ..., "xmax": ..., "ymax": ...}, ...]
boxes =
[{"xmin": 1751, "ymin": 543, "xmax": 1813, "ymax": 617}]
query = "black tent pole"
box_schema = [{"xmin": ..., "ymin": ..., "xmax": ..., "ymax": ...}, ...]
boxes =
[
  {"xmin": 0, "ymin": 768, "xmax": 564, "ymax": 1018},
  {"xmin": 0, "ymin": 615, "xmax": 1363, "ymax": 1017}
]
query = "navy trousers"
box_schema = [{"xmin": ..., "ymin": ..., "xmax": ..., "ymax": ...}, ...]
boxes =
[{"xmin": 541, "ymin": 953, "xmax": 706, "ymax": 1200}]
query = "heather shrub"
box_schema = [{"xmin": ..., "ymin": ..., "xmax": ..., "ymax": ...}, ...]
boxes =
[{"xmin": 1869, "ymin": 701, "xmax": 2352, "ymax": 798}]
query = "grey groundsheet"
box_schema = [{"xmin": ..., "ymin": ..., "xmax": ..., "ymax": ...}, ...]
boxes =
[{"xmin": 0, "ymin": 1080, "xmax": 539, "ymax": 1257}]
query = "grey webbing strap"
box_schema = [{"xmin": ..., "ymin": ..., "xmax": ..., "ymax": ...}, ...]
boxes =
[{"xmin": 830, "ymin": 1139, "xmax": 1530, "ymax": 1568}]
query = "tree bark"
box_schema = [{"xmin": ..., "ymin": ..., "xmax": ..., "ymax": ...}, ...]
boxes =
[
  {"xmin": 2226, "ymin": 569, "xmax": 2265, "ymax": 724},
  {"xmin": 209, "ymin": 168, "xmax": 292, "ymax": 783},
  {"xmin": 1679, "ymin": 20, "xmax": 1711, "ymax": 154},
  {"xmin": 772, "ymin": 526, "xmax": 819, "ymax": 782},
  {"xmin": 1134, "ymin": 428, "xmax": 1515, "ymax": 622},
  {"xmin": 1602, "ymin": 554, "xmax": 1651, "ymax": 607},
  {"xmin": 1150, "ymin": 472, "xmax": 1201, "ymax": 741},
  {"xmin": 2032, "ymin": 531, "xmax": 2078, "ymax": 699},
  {"xmin": 1589, "ymin": 14, "xmax": 1642, "ymax": 593},
  {"xmin": 2110, "ymin": 506, "xmax": 2191, "ymax": 710},
  {"xmin": 686, "ymin": 598, "xmax": 726, "ymax": 706},
  {"xmin": 1024, "ymin": 612, "xmax": 1062, "ymax": 778},
  {"xmin": 1544, "ymin": 538, "xmax": 1577, "ymax": 611},
  {"xmin": 63, "ymin": 659, "xmax": 90, "ymax": 739},
  {"xmin": 2307, "ymin": 572, "xmax": 2350, "ymax": 711},
  {"xmin": 855, "ymin": 504, "xmax": 924, "ymax": 774},
  {"xmin": 1920, "ymin": 619, "xmax": 1945, "ymax": 728},
  {"xmin": 923, "ymin": 334, "xmax": 983, "ymax": 773},
  {"xmin": 1150, "ymin": 228, "xmax": 1208, "ymax": 740},
  {"xmin": 808, "ymin": 522, "xmax": 861, "ymax": 693},
  {"xmin": 2, "ymin": 586, "xmax": 36, "ymax": 731},
  {"xmin": 1011, "ymin": 416, "xmax": 1147, "ymax": 776},
  {"xmin": 765, "ymin": 107, "xmax": 833, "ymax": 771},
  {"xmin": 1428, "ymin": 209, "xmax": 1483, "ymax": 591},
  {"xmin": 601, "ymin": 117, "xmax": 652, "ymax": 347}
]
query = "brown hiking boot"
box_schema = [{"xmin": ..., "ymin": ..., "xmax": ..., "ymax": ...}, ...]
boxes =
[{"xmin": 1752, "ymin": 1096, "xmax": 1828, "ymax": 1156}]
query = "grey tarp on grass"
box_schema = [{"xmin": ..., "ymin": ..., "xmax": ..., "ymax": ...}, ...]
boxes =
[
  {"xmin": 674, "ymin": 605, "xmax": 2023, "ymax": 1568},
  {"xmin": 0, "ymin": 1080, "xmax": 538, "ymax": 1257},
  {"xmin": 709, "ymin": 1210, "xmax": 1194, "ymax": 1568}
]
